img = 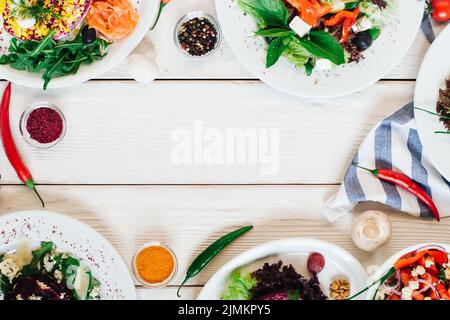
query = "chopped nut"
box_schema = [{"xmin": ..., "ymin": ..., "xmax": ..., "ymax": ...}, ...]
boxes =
[{"xmin": 329, "ymin": 278, "xmax": 351, "ymax": 300}]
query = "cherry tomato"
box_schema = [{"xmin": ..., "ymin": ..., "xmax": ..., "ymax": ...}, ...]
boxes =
[{"xmin": 431, "ymin": 0, "xmax": 450, "ymax": 22}]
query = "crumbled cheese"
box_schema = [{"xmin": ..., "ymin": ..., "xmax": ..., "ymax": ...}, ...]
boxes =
[
  {"xmin": 408, "ymin": 280, "xmax": 419, "ymax": 290},
  {"xmin": 289, "ymin": 16, "xmax": 311, "ymax": 38},
  {"xmin": 352, "ymin": 16, "xmax": 373, "ymax": 33},
  {"xmin": 54, "ymin": 269, "xmax": 63, "ymax": 283},
  {"xmin": 411, "ymin": 269, "xmax": 418, "ymax": 277},
  {"xmin": 425, "ymin": 259, "xmax": 434, "ymax": 268},
  {"xmin": 89, "ymin": 286, "xmax": 101, "ymax": 300},
  {"xmin": 0, "ymin": 258, "xmax": 20, "ymax": 283},
  {"xmin": 28, "ymin": 295, "xmax": 42, "ymax": 300},
  {"xmin": 415, "ymin": 265, "xmax": 426, "ymax": 276},
  {"xmin": 43, "ymin": 254, "xmax": 56, "ymax": 273},
  {"xmin": 16, "ymin": 294, "xmax": 23, "ymax": 300},
  {"xmin": 401, "ymin": 286, "xmax": 413, "ymax": 300}
]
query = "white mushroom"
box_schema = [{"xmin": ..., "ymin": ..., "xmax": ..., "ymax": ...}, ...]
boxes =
[{"xmin": 351, "ymin": 210, "xmax": 391, "ymax": 252}]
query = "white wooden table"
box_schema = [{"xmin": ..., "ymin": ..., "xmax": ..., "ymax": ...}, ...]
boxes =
[{"xmin": 0, "ymin": 1, "xmax": 449, "ymax": 300}]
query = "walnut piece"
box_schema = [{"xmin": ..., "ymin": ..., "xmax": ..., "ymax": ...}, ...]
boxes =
[{"xmin": 330, "ymin": 279, "xmax": 351, "ymax": 300}]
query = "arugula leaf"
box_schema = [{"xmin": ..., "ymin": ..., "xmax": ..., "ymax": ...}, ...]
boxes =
[
  {"xmin": 0, "ymin": 31, "xmax": 110, "ymax": 89},
  {"xmin": 21, "ymin": 241, "xmax": 54, "ymax": 275},
  {"xmin": 237, "ymin": 0, "xmax": 289, "ymax": 28},
  {"xmin": 266, "ymin": 36, "xmax": 290, "ymax": 68},
  {"xmin": 299, "ymin": 31, "xmax": 345, "ymax": 65},
  {"xmin": 255, "ymin": 28, "xmax": 293, "ymax": 38}
]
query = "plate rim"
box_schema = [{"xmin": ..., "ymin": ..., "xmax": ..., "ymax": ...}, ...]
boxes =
[
  {"xmin": 414, "ymin": 24, "xmax": 450, "ymax": 181},
  {"xmin": 0, "ymin": 210, "xmax": 137, "ymax": 300},
  {"xmin": 197, "ymin": 237, "xmax": 367, "ymax": 300}
]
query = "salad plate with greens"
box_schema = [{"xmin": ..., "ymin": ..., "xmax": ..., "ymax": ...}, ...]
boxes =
[
  {"xmin": 0, "ymin": 0, "xmax": 160, "ymax": 89},
  {"xmin": 0, "ymin": 211, "xmax": 136, "ymax": 300},
  {"xmin": 215, "ymin": 0, "xmax": 424, "ymax": 98},
  {"xmin": 197, "ymin": 238, "xmax": 367, "ymax": 300}
]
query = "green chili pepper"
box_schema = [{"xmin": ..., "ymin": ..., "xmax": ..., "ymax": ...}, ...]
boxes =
[
  {"xmin": 347, "ymin": 267, "xmax": 395, "ymax": 300},
  {"xmin": 177, "ymin": 225, "xmax": 253, "ymax": 297}
]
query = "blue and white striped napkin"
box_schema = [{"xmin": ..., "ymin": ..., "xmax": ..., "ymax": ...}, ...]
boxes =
[
  {"xmin": 326, "ymin": 18, "xmax": 450, "ymax": 221},
  {"xmin": 326, "ymin": 103, "xmax": 450, "ymax": 221}
]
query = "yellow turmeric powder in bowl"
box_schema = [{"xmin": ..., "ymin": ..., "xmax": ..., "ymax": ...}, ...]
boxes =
[{"xmin": 133, "ymin": 243, "xmax": 177, "ymax": 287}]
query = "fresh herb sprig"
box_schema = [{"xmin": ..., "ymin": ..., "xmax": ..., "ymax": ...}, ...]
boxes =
[
  {"xmin": 12, "ymin": 0, "xmax": 61, "ymax": 22},
  {"xmin": 0, "ymin": 30, "xmax": 110, "ymax": 89}
]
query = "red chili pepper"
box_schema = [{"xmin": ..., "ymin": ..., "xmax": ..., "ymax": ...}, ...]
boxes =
[
  {"xmin": 353, "ymin": 163, "xmax": 440, "ymax": 222},
  {"xmin": 0, "ymin": 83, "xmax": 44, "ymax": 207}
]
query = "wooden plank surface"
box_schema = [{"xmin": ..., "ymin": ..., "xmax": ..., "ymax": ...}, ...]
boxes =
[
  {"xmin": 1, "ymin": 185, "xmax": 448, "ymax": 295},
  {"xmin": 0, "ymin": 80, "xmax": 414, "ymax": 185}
]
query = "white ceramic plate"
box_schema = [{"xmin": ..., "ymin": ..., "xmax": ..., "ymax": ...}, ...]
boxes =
[
  {"xmin": 0, "ymin": 0, "xmax": 160, "ymax": 89},
  {"xmin": 197, "ymin": 238, "xmax": 367, "ymax": 300},
  {"xmin": 215, "ymin": 0, "xmax": 424, "ymax": 98},
  {"xmin": 414, "ymin": 25, "xmax": 450, "ymax": 180},
  {"xmin": 367, "ymin": 243, "xmax": 450, "ymax": 300},
  {"xmin": 0, "ymin": 211, "xmax": 136, "ymax": 300}
]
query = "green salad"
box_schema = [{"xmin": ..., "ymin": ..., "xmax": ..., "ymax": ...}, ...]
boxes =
[
  {"xmin": 0, "ymin": 241, "xmax": 101, "ymax": 300},
  {"xmin": 238, "ymin": 0, "xmax": 394, "ymax": 74}
]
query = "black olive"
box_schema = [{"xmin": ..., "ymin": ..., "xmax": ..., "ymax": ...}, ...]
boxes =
[
  {"xmin": 354, "ymin": 31, "xmax": 373, "ymax": 51},
  {"xmin": 81, "ymin": 25, "xmax": 97, "ymax": 44}
]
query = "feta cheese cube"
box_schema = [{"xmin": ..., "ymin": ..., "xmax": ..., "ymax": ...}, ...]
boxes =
[
  {"xmin": 315, "ymin": 59, "xmax": 333, "ymax": 70},
  {"xmin": 352, "ymin": 17, "xmax": 373, "ymax": 33},
  {"xmin": 289, "ymin": 16, "xmax": 311, "ymax": 38}
]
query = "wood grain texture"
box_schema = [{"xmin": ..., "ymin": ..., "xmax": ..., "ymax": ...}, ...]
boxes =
[
  {"xmin": 0, "ymin": 80, "xmax": 414, "ymax": 184},
  {"xmin": 1, "ymin": 185, "xmax": 448, "ymax": 291}
]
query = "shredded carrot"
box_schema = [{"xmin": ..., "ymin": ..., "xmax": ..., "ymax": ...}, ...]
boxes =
[{"xmin": 87, "ymin": 0, "xmax": 139, "ymax": 42}]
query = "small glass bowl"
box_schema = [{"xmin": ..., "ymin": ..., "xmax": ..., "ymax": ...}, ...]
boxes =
[
  {"xmin": 132, "ymin": 242, "xmax": 178, "ymax": 288},
  {"xmin": 174, "ymin": 11, "xmax": 222, "ymax": 58},
  {"xmin": 20, "ymin": 102, "xmax": 66, "ymax": 149}
]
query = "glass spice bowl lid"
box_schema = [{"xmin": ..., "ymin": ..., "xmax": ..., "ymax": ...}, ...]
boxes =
[
  {"xmin": 20, "ymin": 102, "xmax": 66, "ymax": 149},
  {"xmin": 173, "ymin": 11, "xmax": 222, "ymax": 58}
]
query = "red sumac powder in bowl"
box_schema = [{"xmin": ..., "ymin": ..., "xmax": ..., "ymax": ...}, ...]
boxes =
[{"xmin": 20, "ymin": 103, "xmax": 66, "ymax": 148}]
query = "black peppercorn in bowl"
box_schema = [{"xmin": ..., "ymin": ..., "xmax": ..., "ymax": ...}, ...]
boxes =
[{"xmin": 174, "ymin": 12, "xmax": 222, "ymax": 58}]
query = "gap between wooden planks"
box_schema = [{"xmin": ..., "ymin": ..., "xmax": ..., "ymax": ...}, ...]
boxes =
[
  {"xmin": 1, "ymin": 185, "xmax": 449, "ymax": 288},
  {"xmin": 0, "ymin": 80, "xmax": 415, "ymax": 185}
]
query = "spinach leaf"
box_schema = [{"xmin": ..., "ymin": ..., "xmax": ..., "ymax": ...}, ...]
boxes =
[
  {"xmin": 304, "ymin": 58, "xmax": 315, "ymax": 76},
  {"xmin": 255, "ymin": 28, "xmax": 293, "ymax": 38},
  {"xmin": 266, "ymin": 36, "xmax": 290, "ymax": 68},
  {"xmin": 368, "ymin": 27, "xmax": 381, "ymax": 40},
  {"xmin": 238, "ymin": 0, "xmax": 289, "ymax": 28},
  {"xmin": 345, "ymin": 1, "xmax": 361, "ymax": 9},
  {"xmin": 299, "ymin": 31, "xmax": 345, "ymax": 65}
]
